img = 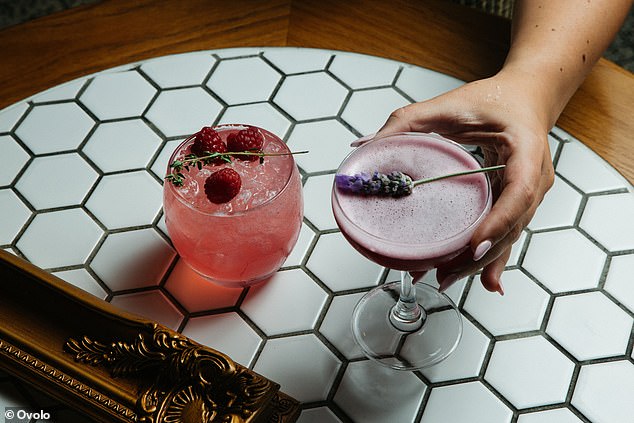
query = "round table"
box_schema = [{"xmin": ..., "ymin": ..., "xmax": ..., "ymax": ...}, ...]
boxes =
[{"xmin": 1, "ymin": 45, "xmax": 633, "ymax": 423}]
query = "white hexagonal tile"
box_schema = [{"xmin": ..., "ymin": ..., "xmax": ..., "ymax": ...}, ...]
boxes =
[
  {"xmin": 319, "ymin": 292, "xmax": 366, "ymax": 360},
  {"xmin": 85, "ymin": 171, "xmax": 162, "ymax": 229},
  {"xmin": 0, "ymin": 102, "xmax": 28, "ymax": 132},
  {"xmin": 341, "ymin": 88, "xmax": 410, "ymax": 135},
  {"xmin": 15, "ymin": 103, "xmax": 94, "ymax": 154},
  {"xmin": 579, "ymin": 193, "xmax": 634, "ymax": 252},
  {"xmin": 286, "ymin": 120, "xmax": 356, "ymax": 173},
  {"xmin": 464, "ymin": 269, "xmax": 549, "ymax": 336},
  {"xmin": 523, "ymin": 229, "xmax": 606, "ymax": 293},
  {"xmin": 329, "ymin": 53, "xmax": 399, "ymax": 89},
  {"xmin": 605, "ymin": 253, "xmax": 634, "ymax": 312},
  {"xmin": 145, "ymin": 87, "xmax": 223, "ymax": 137},
  {"xmin": 517, "ymin": 408, "xmax": 583, "ymax": 423},
  {"xmin": 0, "ymin": 135, "xmax": 30, "ymax": 186},
  {"xmin": 90, "ymin": 228, "xmax": 175, "ymax": 291},
  {"xmin": 241, "ymin": 269, "xmax": 327, "ymax": 336},
  {"xmin": 334, "ymin": 360, "xmax": 426, "ymax": 423},
  {"xmin": 263, "ymin": 48, "xmax": 332, "ymax": 74},
  {"xmin": 556, "ymin": 141, "xmax": 629, "ymax": 193},
  {"xmin": 217, "ymin": 102, "xmax": 291, "ymax": 138},
  {"xmin": 110, "ymin": 290, "xmax": 183, "ymax": 330},
  {"xmin": 0, "ymin": 189, "xmax": 31, "ymax": 245},
  {"xmin": 282, "ymin": 223, "xmax": 316, "ymax": 267},
  {"xmin": 421, "ymin": 382, "xmax": 512, "ymax": 423},
  {"xmin": 182, "ymin": 312, "xmax": 262, "ymax": 367},
  {"xmin": 53, "ymin": 268, "xmax": 108, "ymax": 299},
  {"xmin": 547, "ymin": 133, "xmax": 561, "ymax": 160},
  {"xmin": 298, "ymin": 407, "xmax": 342, "ymax": 423},
  {"xmin": 507, "ymin": 230, "xmax": 528, "ymax": 267},
  {"xmin": 254, "ymin": 334, "xmax": 341, "ymax": 403},
  {"xmin": 207, "ymin": 57, "xmax": 281, "ymax": 104},
  {"xmin": 32, "ymin": 79, "xmax": 85, "ymax": 103},
  {"xmin": 306, "ymin": 232, "xmax": 383, "ymax": 292},
  {"xmin": 83, "ymin": 120, "xmax": 162, "ymax": 172},
  {"xmin": 527, "ymin": 176, "xmax": 582, "ymax": 230},
  {"xmin": 485, "ymin": 336, "xmax": 575, "ymax": 409},
  {"xmin": 15, "ymin": 153, "xmax": 98, "ymax": 209},
  {"xmin": 17, "ymin": 208, "xmax": 102, "ymax": 269},
  {"xmin": 163, "ymin": 259, "xmax": 243, "ymax": 313},
  {"xmin": 141, "ymin": 52, "xmax": 216, "ymax": 88},
  {"xmin": 420, "ymin": 316, "xmax": 491, "ymax": 383},
  {"xmin": 572, "ymin": 360, "xmax": 634, "ymax": 423},
  {"xmin": 303, "ymin": 173, "xmax": 337, "ymax": 231},
  {"xmin": 546, "ymin": 291, "xmax": 632, "ymax": 361},
  {"xmin": 80, "ymin": 71, "xmax": 156, "ymax": 120},
  {"xmin": 273, "ymin": 73, "xmax": 348, "ymax": 121},
  {"xmin": 396, "ymin": 65, "xmax": 464, "ymax": 101}
]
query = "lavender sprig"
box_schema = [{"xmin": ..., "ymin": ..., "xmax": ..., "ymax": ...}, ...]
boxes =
[
  {"xmin": 165, "ymin": 150, "xmax": 308, "ymax": 187},
  {"xmin": 335, "ymin": 165, "xmax": 505, "ymax": 197}
]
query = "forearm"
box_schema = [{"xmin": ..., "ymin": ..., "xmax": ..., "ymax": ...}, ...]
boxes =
[{"xmin": 500, "ymin": 0, "xmax": 632, "ymax": 128}]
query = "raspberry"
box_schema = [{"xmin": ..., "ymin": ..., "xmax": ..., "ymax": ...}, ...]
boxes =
[
  {"xmin": 191, "ymin": 127, "xmax": 227, "ymax": 164},
  {"xmin": 204, "ymin": 168, "xmax": 242, "ymax": 204},
  {"xmin": 227, "ymin": 126, "xmax": 264, "ymax": 161}
]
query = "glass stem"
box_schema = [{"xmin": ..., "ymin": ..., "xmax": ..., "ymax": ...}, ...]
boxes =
[{"xmin": 389, "ymin": 271, "xmax": 426, "ymax": 332}]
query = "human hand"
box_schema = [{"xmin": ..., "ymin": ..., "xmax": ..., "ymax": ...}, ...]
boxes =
[{"xmin": 375, "ymin": 70, "xmax": 555, "ymax": 294}]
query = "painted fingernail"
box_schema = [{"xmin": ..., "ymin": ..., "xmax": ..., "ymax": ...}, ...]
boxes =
[
  {"xmin": 473, "ymin": 240, "xmax": 492, "ymax": 261},
  {"xmin": 350, "ymin": 133, "xmax": 376, "ymax": 147},
  {"xmin": 496, "ymin": 281, "xmax": 505, "ymax": 296},
  {"xmin": 439, "ymin": 274, "xmax": 459, "ymax": 292}
]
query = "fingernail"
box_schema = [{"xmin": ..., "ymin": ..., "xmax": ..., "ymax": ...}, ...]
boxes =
[
  {"xmin": 473, "ymin": 240, "xmax": 492, "ymax": 261},
  {"xmin": 496, "ymin": 281, "xmax": 505, "ymax": 296},
  {"xmin": 350, "ymin": 133, "xmax": 376, "ymax": 147},
  {"xmin": 439, "ymin": 274, "xmax": 459, "ymax": 292}
]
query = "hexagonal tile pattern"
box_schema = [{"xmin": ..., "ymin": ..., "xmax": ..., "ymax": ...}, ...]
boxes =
[
  {"xmin": 580, "ymin": 193, "xmax": 634, "ymax": 252},
  {"xmin": 182, "ymin": 312, "xmax": 262, "ymax": 367},
  {"xmin": 287, "ymin": 120, "xmax": 356, "ymax": 173},
  {"xmin": 85, "ymin": 171, "xmax": 162, "ymax": 229},
  {"xmin": 15, "ymin": 102, "xmax": 94, "ymax": 154},
  {"xmin": 241, "ymin": 269, "xmax": 328, "ymax": 336},
  {"xmin": 572, "ymin": 360, "xmax": 634, "ymax": 423},
  {"xmin": 15, "ymin": 153, "xmax": 98, "ymax": 209},
  {"xmin": 145, "ymin": 87, "xmax": 223, "ymax": 137},
  {"xmin": 485, "ymin": 336, "xmax": 575, "ymax": 409},
  {"xmin": 254, "ymin": 334, "xmax": 341, "ymax": 403},
  {"xmin": 546, "ymin": 291, "xmax": 632, "ymax": 360},
  {"xmin": 0, "ymin": 135, "xmax": 30, "ymax": 186},
  {"xmin": 334, "ymin": 360, "xmax": 426, "ymax": 423},
  {"xmin": 141, "ymin": 52, "xmax": 216, "ymax": 88},
  {"xmin": 207, "ymin": 56, "xmax": 281, "ymax": 104},
  {"xmin": 329, "ymin": 52, "xmax": 400, "ymax": 89},
  {"xmin": 16, "ymin": 208, "xmax": 102, "ymax": 269},
  {"xmin": 110, "ymin": 289, "xmax": 183, "ymax": 330},
  {"xmin": 0, "ymin": 189, "xmax": 31, "ymax": 245},
  {"xmin": 1, "ymin": 48, "xmax": 633, "ymax": 422},
  {"xmin": 465, "ymin": 269, "xmax": 549, "ymax": 336},
  {"xmin": 80, "ymin": 70, "xmax": 156, "ymax": 120},
  {"xmin": 341, "ymin": 87, "xmax": 410, "ymax": 135},
  {"xmin": 273, "ymin": 72, "xmax": 348, "ymax": 121},
  {"xmin": 83, "ymin": 120, "xmax": 162, "ymax": 172},
  {"xmin": 90, "ymin": 228, "xmax": 175, "ymax": 291},
  {"xmin": 523, "ymin": 229, "xmax": 606, "ymax": 293},
  {"xmin": 421, "ymin": 381, "xmax": 512, "ymax": 423}
]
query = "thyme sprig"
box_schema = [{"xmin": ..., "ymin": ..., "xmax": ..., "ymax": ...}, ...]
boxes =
[{"xmin": 165, "ymin": 150, "xmax": 309, "ymax": 187}]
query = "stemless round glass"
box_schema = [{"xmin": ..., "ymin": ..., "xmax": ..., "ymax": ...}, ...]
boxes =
[
  {"xmin": 332, "ymin": 132, "xmax": 492, "ymax": 370},
  {"xmin": 163, "ymin": 124, "xmax": 303, "ymax": 288}
]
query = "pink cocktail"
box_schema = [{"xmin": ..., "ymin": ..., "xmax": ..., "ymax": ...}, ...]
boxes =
[
  {"xmin": 163, "ymin": 124, "xmax": 303, "ymax": 287},
  {"xmin": 332, "ymin": 132, "xmax": 492, "ymax": 370}
]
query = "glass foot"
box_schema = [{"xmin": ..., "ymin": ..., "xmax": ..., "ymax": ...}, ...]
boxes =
[{"xmin": 351, "ymin": 281, "xmax": 463, "ymax": 370}]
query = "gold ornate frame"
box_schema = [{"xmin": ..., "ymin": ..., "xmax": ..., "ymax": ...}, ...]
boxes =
[{"xmin": 0, "ymin": 250, "xmax": 299, "ymax": 422}]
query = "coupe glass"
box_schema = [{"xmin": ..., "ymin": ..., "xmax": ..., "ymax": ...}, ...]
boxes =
[{"xmin": 331, "ymin": 132, "xmax": 492, "ymax": 370}]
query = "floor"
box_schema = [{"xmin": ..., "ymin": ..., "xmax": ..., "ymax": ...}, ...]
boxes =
[{"xmin": 0, "ymin": 0, "xmax": 633, "ymax": 72}]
